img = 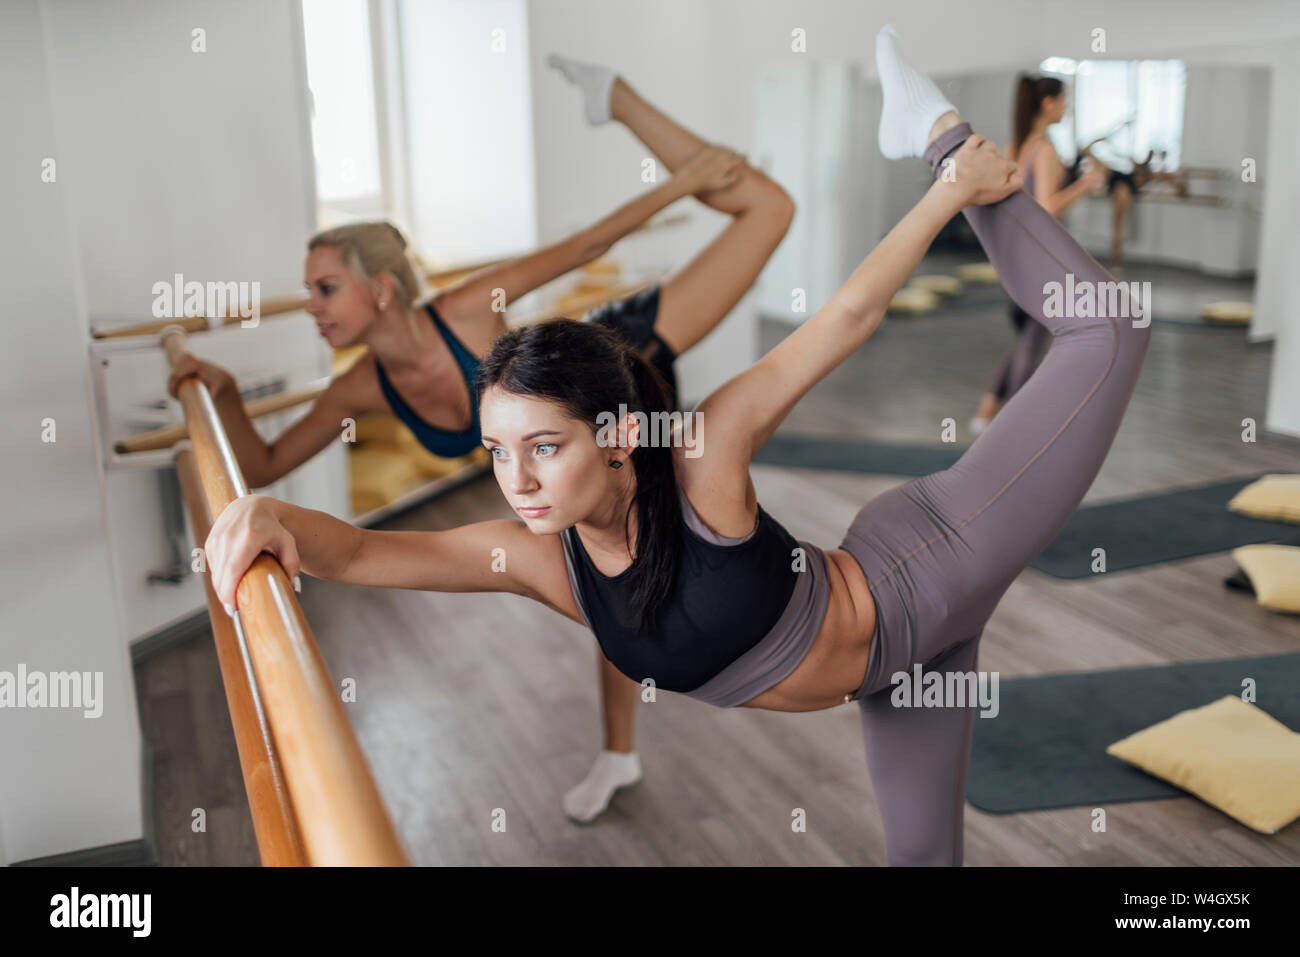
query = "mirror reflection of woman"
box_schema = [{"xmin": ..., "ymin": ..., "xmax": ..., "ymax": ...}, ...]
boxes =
[{"xmin": 969, "ymin": 74, "xmax": 1104, "ymax": 435}]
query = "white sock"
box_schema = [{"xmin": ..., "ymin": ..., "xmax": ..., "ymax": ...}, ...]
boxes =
[
  {"xmin": 546, "ymin": 53, "xmax": 616, "ymax": 126},
  {"xmin": 875, "ymin": 24, "xmax": 957, "ymax": 160},
  {"xmin": 562, "ymin": 749, "xmax": 642, "ymax": 823}
]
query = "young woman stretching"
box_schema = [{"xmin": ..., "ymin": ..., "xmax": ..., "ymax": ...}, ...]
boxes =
[
  {"xmin": 968, "ymin": 73, "xmax": 1105, "ymax": 434},
  {"xmin": 167, "ymin": 61, "xmax": 796, "ymax": 822},
  {"xmin": 201, "ymin": 26, "xmax": 1151, "ymax": 866}
]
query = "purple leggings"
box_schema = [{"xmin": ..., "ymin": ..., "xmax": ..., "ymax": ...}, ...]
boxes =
[
  {"xmin": 990, "ymin": 304, "xmax": 1049, "ymax": 401},
  {"xmin": 840, "ymin": 123, "xmax": 1151, "ymax": 865}
]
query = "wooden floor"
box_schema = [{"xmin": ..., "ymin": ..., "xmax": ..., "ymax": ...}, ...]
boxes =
[{"xmin": 135, "ymin": 256, "xmax": 1300, "ymax": 865}]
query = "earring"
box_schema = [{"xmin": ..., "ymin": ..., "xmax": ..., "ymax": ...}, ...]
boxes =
[
  {"xmin": 379, "ymin": 300, "xmax": 388, "ymax": 310},
  {"xmin": 609, "ymin": 460, "xmax": 623, "ymax": 470}
]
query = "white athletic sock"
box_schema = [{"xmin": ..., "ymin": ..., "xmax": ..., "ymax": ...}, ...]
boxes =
[
  {"xmin": 546, "ymin": 53, "xmax": 616, "ymax": 126},
  {"xmin": 562, "ymin": 749, "xmax": 642, "ymax": 822},
  {"xmin": 875, "ymin": 24, "xmax": 957, "ymax": 160}
]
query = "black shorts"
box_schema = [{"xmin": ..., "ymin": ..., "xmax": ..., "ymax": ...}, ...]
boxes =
[
  {"xmin": 580, "ymin": 284, "xmax": 680, "ymax": 410},
  {"xmin": 1107, "ymin": 169, "xmax": 1139, "ymax": 196}
]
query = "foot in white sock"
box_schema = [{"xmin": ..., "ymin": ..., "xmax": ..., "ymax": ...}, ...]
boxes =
[
  {"xmin": 875, "ymin": 24, "xmax": 957, "ymax": 159},
  {"xmin": 562, "ymin": 750, "xmax": 642, "ymax": 823},
  {"xmin": 547, "ymin": 53, "xmax": 616, "ymax": 126}
]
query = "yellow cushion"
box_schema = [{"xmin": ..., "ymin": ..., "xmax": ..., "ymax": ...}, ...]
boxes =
[
  {"xmin": 396, "ymin": 430, "xmax": 489, "ymax": 479},
  {"xmin": 910, "ymin": 274, "xmax": 962, "ymax": 295},
  {"xmin": 1106, "ymin": 695, "xmax": 1300, "ymax": 834},
  {"xmin": 348, "ymin": 447, "xmax": 422, "ymax": 515},
  {"xmin": 956, "ymin": 262, "xmax": 999, "ymax": 283},
  {"xmin": 1228, "ymin": 474, "xmax": 1300, "ymax": 523},
  {"xmin": 582, "ymin": 258, "xmax": 622, "ymax": 276},
  {"xmin": 1231, "ymin": 545, "xmax": 1300, "ymax": 613},
  {"xmin": 352, "ymin": 412, "xmax": 410, "ymax": 446},
  {"xmin": 888, "ymin": 287, "xmax": 938, "ymax": 313},
  {"xmin": 1202, "ymin": 300, "xmax": 1253, "ymax": 323}
]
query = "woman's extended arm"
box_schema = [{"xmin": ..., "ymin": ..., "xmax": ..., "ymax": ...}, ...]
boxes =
[
  {"xmin": 168, "ymin": 352, "xmax": 367, "ymax": 488},
  {"xmin": 203, "ymin": 495, "xmax": 548, "ymax": 609},
  {"xmin": 690, "ymin": 135, "xmax": 1021, "ymax": 492},
  {"xmin": 1035, "ymin": 146, "xmax": 1103, "ymax": 218},
  {"xmin": 432, "ymin": 146, "xmax": 745, "ymax": 325}
]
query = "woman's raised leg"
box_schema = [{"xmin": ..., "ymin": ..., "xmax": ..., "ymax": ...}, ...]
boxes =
[
  {"xmin": 607, "ymin": 77, "xmax": 796, "ymax": 355},
  {"xmin": 550, "ymin": 57, "xmax": 795, "ymax": 354},
  {"xmin": 850, "ymin": 26, "xmax": 1153, "ymax": 865}
]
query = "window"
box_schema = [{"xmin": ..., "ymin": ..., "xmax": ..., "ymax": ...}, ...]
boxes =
[
  {"xmin": 302, "ymin": 0, "xmax": 386, "ymax": 219},
  {"xmin": 1039, "ymin": 57, "xmax": 1186, "ymax": 172},
  {"xmin": 298, "ymin": 0, "xmax": 535, "ymax": 267}
]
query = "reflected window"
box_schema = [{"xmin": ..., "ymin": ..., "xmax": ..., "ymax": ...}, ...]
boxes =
[
  {"xmin": 1039, "ymin": 57, "xmax": 1186, "ymax": 172},
  {"xmin": 302, "ymin": 0, "xmax": 384, "ymax": 212}
]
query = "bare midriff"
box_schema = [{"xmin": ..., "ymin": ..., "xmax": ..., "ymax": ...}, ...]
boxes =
[{"xmin": 739, "ymin": 547, "xmax": 877, "ymax": 713}]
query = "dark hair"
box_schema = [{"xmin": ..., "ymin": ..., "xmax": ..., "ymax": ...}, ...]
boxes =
[
  {"xmin": 1013, "ymin": 73, "xmax": 1065, "ymax": 158},
  {"xmin": 475, "ymin": 319, "xmax": 682, "ymax": 632}
]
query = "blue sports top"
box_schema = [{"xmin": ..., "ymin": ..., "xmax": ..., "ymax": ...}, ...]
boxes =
[{"xmin": 373, "ymin": 302, "xmax": 482, "ymax": 458}]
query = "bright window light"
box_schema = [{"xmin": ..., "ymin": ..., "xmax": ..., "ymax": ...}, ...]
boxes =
[{"xmin": 302, "ymin": 0, "xmax": 383, "ymax": 204}]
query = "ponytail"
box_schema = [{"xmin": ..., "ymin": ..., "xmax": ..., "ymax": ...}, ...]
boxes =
[
  {"xmin": 1012, "ymin": 73, "xmax": 1065, "ymax": 159},
  {"xmin": 620, "ymin": 348, "xmax": 682, "ymax": 632}
]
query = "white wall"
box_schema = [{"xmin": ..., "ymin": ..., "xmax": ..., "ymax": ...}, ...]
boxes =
[
  {"xmin": 0, "ymin": 0, "xmax": 142, "ymax": 864},
  {"xmin": 400, "ymin": 0, "xmax": 538, "ymax": 268},
  {"xmin": 43, "ymin": 0, "xmax": 348, "ymax": 648}
]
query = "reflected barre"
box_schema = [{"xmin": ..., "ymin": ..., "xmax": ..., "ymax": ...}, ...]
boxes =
[
  {"xmin": 94, "ymin": 295, "xmax": 310, "ymax": 340},
  {"xmin": 116, "ymin": 377, "xmax": 330, "ymax": 454},
  {"xmin": 163, "ymin": 325, "xmax": 409, "ymax": 866}
]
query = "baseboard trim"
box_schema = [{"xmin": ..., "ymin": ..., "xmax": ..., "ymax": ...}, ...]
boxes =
[
  {"xmin": 10, "ymin": 741, "xmax": 158, "ymax": 867},
  {"xmin": 130, "ymin": 609, "xmax": 211, "ymax": 663}
]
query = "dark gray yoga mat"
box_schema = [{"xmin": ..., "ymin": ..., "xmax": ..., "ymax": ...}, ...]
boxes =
[
  {"xmin": 755, "ymin": 440, "xmax": 1292, "ymax": 574},
  {"xmin": 1030, "ymin": 476, "xmax": 1295, "ymax": 579},
  {"xmin": 753, "ymin": 434, "xmax": 964, "ymax": 476},
  {"xmin": 966, "ymin": 654, "xmax": 1300, "ymax": 814}
]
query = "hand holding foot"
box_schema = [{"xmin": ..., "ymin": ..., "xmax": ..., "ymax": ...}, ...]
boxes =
[
  {"xmin": 674, "ymin": 144, "xmax": 746, "ymax": 198},
  {"xmin": 945, "ymin": 135, "xmax": 1022, "ymax": 206}
]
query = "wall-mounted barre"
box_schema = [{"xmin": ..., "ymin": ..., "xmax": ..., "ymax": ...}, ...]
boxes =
[
  {"xmin": 94, "ymin": 296, "xmax": 311, "ymax": 339},
  {"xmin": 116, "ymin": 377, "xmax": 330, "ymax": 454},
  {"xmin": 163, "ymin": 325, "xmax": 408, "ymax": 866}
]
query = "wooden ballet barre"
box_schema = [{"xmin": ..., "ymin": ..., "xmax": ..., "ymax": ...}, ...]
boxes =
[
  {"xmin": 175, "ymin": 446, "xmax": 307, "ymax": 866},
  {"xmin": 115, "ymin": 377, "xmax": 330, "ymax": 454},
  {"xmin": 93, "ymin": 295, "xmax": 310, "ymax": 340},
  {"xmin": 163, "ymin": 325, "xmax": 408, "ymax": 866}
]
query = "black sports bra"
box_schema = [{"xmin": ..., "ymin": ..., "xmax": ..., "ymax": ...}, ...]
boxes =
[{"xmin": 558, "ymin": 484, "xmax": 807, "ymax": 692}]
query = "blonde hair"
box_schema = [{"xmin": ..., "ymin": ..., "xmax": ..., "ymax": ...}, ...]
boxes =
[{"xmin": 307, "ymin": 221, "xmax": 421, "ymax": 308}]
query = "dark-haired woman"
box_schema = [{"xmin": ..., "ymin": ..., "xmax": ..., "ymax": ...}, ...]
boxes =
[
  {"xmin": 168, "ymin": 66, "xmax": 797, "ymax": 822},
  {"xmin": 969, "ymin": 73, "xmax": 1105, "ymax": 435},
  {"xmin": 203, "ymin": 26, "xmax": 1151, "ymax": 865}
]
